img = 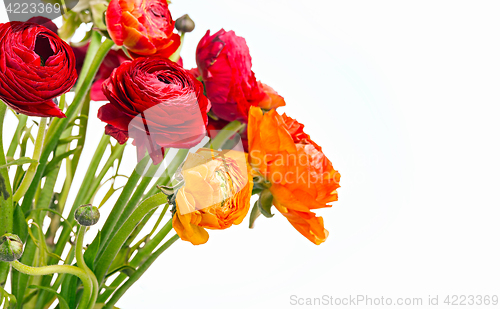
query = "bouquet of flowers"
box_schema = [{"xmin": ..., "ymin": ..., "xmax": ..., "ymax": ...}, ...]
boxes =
[{"xmin": 0, "ymin": 0, "xmax": 341, "ymax": 308}]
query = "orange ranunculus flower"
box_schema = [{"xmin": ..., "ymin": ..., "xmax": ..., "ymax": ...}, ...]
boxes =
[
  {"xmin": 257, "ymin": 82, "xmax": 286, "ymax": 111},
  {"xmin": 106, "ymin": 0, "xmax": 181, "ymax": 58},
  {"xmin": 248, "ymin": 106, "xmax": 341, "ymax": 245},
  {"xmin": 172, "ymin": 148, "xmax": 253, "ymax": 245}
]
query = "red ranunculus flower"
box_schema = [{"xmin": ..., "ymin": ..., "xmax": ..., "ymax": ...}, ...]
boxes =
[
  {"xmin": 97, "ymin": 57, "xmax": 211, "ymax": 164},
  {"xmin": 0, "ymin": 22, "xmax": 77, "ymax": 118},
  {"xmin": 196, "ymin": 29, "xmax": 266, "ymax": 122},
  {"xmin": 106, "ymin": 0, "xmax": 181, "ymax": 58},
  {"xmin": 89, "ymin": 50, "xmax": 182, "ymax": 101}
]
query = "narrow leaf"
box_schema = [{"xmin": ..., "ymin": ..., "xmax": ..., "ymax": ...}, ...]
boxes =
[
  {"xmin": 13, "ymin": 206, "xmax": 28, "ymax": 243},
  {"xmin": 57, "ymin": 135, "xmax": 82, "ymax": 145},
  {"xmin": 249, "ymin": 201, "xmax": 262, "ymax": 228},
  {"xmin": 60, "ymin": 274, "xmax": 79, "ymax": 309},
  {"xmin": 84, "ymin": 230, "xmax": 101, "ymax": 271},
  {"xmin": 0, "ymin": 157, "xmax": 37, "ymax": 169},
  {"xmin": 105, "ymin": 265, "xmax": 136, "ymax": 278},
  {"xmin": 43, "ymin": 147, "xmax": 81, "ymax": 177},
  {"xmin": 28, "ymin": 285, "xmax": 69, "ymax": 309},
  {"xmin": 258, "ymin": 189, "xmax": 274, "ymax": 218}
]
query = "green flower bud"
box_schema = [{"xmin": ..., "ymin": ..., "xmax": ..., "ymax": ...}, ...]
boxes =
[
  {"xmin": 75, "ymin": 204, "xmax": 100, "ymax": 226},
  {"xmin": 175, "ymin": 14, "xmax": 195, "ymax": 33},
  {"xmin": 0, "ymin": 233, "xmax": 24, "ymax": 262}
]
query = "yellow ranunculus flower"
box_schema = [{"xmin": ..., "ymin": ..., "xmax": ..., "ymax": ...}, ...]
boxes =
[{"xmin": 172, "ymin": 148, "xmax": 253, "ymax": 245}]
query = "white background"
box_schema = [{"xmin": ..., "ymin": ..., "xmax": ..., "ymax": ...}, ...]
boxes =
[{"xmin": 2, "ymin": 0, "xmax": 500, "ymax": 308}]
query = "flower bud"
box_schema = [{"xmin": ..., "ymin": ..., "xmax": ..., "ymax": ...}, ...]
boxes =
[
  {"xmin": 175, "ymin": 14, "xmax": 195, "ymax": 33},
  {"xmin": 0, "ymin": 234, "xmax": 24, "ymax": 262},
  {"xmin": 75, "ymin": 204, "xmax": 100, "ymax": 226}
]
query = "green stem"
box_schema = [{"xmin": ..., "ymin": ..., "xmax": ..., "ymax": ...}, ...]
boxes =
[
  {"xmin": 169, "ymin": 32, "xmax": 185, "ymax": 63},
  {"xmin": 6, "ymin": 114, "xmax": 27, "ymax": 159},
  {"xmin": 107, "ymin": 159, "xmax": 163, "ymax": 245},
  {"xmin": 94, "ymin": 193, "xmax": 169, "ymax": 285},
  {"xmin": 103, "ymin": 234, "xmax": 179, "ymax": 309},
  {"xmin": 87, "ymin": 143, "xmax": 126, "ymax": 204},
  {"xmin": 10, "ymin": 260, "xmax": 92, "ymax": 309},
  {"xmin": 70, "ymin": 94, "xmax": 90, "ymax": 176},
  {"xmin": 144, "ymin": 149, "xmax": 189, "ymax": 199},
  {"xmin": 98, "ymin": 150, "xmax": 188, "ymax": 293},
  {"xmin": 0, "ymin": 103, "xmax": 14, "ymax": 286},
  {"xmin": 74, "ymin": 32, "xmax": 103, "ymax": 93},
  {"xmin": 0, "ymin": 103, "xmax": 13, "ymax": 236},
  {"xmin": 98, "ymin": 148, "xmax": 187, "ymax": 262},
  {"xmin": 50, "ymin": 134, "xmax": 110, "ymax": 265},
  {"xmin": 34, "ymin": 117, "xmax": 81, "ymax": 308},
  {"xmin": 71, "ymin": 134, "xmax": 110, "ymax": 213},
  {"xmin": 131, "ymin": 219, "xmax": 173, "ymax": 267},
  {"xmin": 98, "ymin": 218, "xmax": 174, "ymax": 303},
  {"xmin": 96, "ymin": 155, "xmax": 152, "ymax": 258},
  {"xmin": 206, "ymin": 120, "xmax": 245, "ymax": 150},
  {"xmin": 76, "ymin": 227, "xmax": 98, "ymax": 309},
  {"xmin": 13, "ymin": 117, "xmax": 46, "ymax": 203},
  {"xmin": 34, "ymin": 245, "xmax": 75, "ymax": 309}
]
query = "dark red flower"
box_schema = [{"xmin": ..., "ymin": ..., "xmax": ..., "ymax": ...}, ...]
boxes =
[
  {"xmin": 0, "ymin": 22, "xmax": 77, "ymax": 118},
  {"xmin": 97, "ymin": 57, "xmax": 211, "ymax": 164},
  {"xmin": 195, "ymin": 29, "xmax": 266, "ymax": 122},
  {"xmin": 76, "ymin": 48, "xmax": 182, "ymax": 102}
]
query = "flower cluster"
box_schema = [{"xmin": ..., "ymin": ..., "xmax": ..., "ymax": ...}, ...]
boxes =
[{"xmin": 0, "ymin": 2, "xmax": 341, "ymax": 308}]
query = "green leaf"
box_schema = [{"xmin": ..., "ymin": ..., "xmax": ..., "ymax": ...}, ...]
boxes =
[
  {"xmin": 60, "ymin": 273, "xmax": 79, "ymax": 309},
  {"xmin": 251, "ymin": 178, "xmax": 270, "ymax": 195},
  {"xmin": 59, "ymin": 10, "xmax": 81, "ymax": 41},
  {"xmin": 98, "ymin": 184, "xmax": 124, "ymax": 208},
  {"xmin": 0, "ymin": 157, "xmax": 37, "ymax": 169},
  {"xmin": 8, "ymin": 293, "xmax": 17, "ymax": 309},
  {"xmin": 26, "ymin": 208, "xmax": 76, "ymax": 238},
  {"xmin": 28, "ymin": 285, "xmax": 69, "ymax": 309},
  {"xmin": 68, "ymin": 115, "xmax": 88, "ymax": 127},
  {"xmin": 258, "ymin": 189, "xmax": 274, "ymax": 218},
  {"xmin": 105, "ymin": 265, "xmax": 136, "ymax": 278},
  {"xmin": 90, "ymin": 0, "xmax": 108, "ymax": 29},
  {"xmin": 249, "ymin": 201, "xmax": 262, "ymax": 228},
  {"xmin": 106, "ymin": 247, "xmax": 130, "ymax": 277},
  {"xmin": 94, "ymin": 192, "xmax": 169, "ymax": 283},
  {"xmin": 84, "ymin": 230, "xmax": 101, "ymax": 271},
  {"xmin": 57, "ymin": 136, "xmax": 82, "ymax": 145},
  {"xmin": 0, "ymin": 285, "xmax": 17, "ymax": 309},
  {"xmin": 94, "ymin": 304, "xmax": 121, "ymax": 309},
  {"xmin": 13, "ymin": 206, "xmax": 28, "ymax": 243},
  {"xmin": 43, "ymin": 147, "xmax": 81, "ymax": 177}
]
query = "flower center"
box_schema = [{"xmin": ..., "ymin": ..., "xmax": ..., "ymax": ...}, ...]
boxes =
[
  {"xmin": 157, "ymin": 74, "xmax": 172, "ymax": 84},
  {"xmin": 34, "ymin": 35, "xmax": 55, "ymax": 66},
  {"xmin": 215, "ymin": 167, "xmax": 236, "ymax": 209},
  {"xmin": 148, "ymin": 3, "xmax": 166, "ymax": 18}
]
